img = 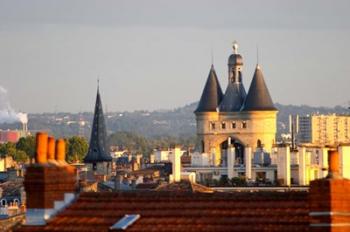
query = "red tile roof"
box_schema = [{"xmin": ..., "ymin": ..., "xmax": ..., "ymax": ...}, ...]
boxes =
[{"xmin": 16, "ymin": 190, "xmax": 309, "ymax": 232}]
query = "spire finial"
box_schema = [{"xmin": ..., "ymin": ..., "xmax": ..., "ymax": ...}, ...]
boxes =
[
  {"xmin": 211, "ymin": 48, "xmax": 214, "ymax": 66},
  {"xmin": 232, "ymin": 41, "xmax": 238, "ymax": 54},
  {"xmin": 256, "ymin": 45, "xmax": 260, "ymax": 69},
  {"xmin": 97, "ymin": 77, "xmax": 100, "ymax": 91}
]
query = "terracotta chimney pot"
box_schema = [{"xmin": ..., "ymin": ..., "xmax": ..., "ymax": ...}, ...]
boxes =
[
  {"xmin": 47, "ymin": 136, "xmax": 56, "ymax": 160},
  {"xmin": 327, "ymin": 150, "xmax": 340, "ymax": 179},
  {"xmin": 56, "ymin": 139, "xmax": 66, "ymax": 162},
  {"xmin": 35, "ymin": 132, "xmax": 48, "ymax": 164}
]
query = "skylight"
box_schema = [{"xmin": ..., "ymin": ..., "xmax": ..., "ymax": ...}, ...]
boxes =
[{"xmin": 110, "ymin": 214, "xmax": 140, "ymax": 230}]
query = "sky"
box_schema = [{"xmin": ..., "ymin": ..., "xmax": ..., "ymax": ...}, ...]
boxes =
[{"xmin": 0, "ymin": 0, "xmax": 350, "ymax": 113}]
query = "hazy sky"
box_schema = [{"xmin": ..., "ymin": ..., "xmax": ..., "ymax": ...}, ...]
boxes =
[{"xmin": 0, "ymin": 0, "xmax": 350, "ymax": 113}]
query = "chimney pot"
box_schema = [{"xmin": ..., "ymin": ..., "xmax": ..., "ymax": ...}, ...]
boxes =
[
  {"xmin": 47, "ymin": 136, "xmax": 56, "ymax": 160},
  {"xmin": 35, "ymin": 132, "xmax": 48, "ymax": 164},
  {"xmin": 327, "ymin": 150, "xmax": 340, "ymax": 179},
  {"xmin": 56, "ymin": 139, "xmax": 66, "ymax": 162}
]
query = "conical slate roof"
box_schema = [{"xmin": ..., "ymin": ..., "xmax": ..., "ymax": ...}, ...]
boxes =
[
  {"xmin": 219, "ymin": 82, "xmax": 246, "ymax": 112},
  {"xmin": 195, "ymin": 65, "xmax": 223, "ymax": 113},
  {"xmin": 241, "ymin": 66, "xmax": 277, "ymax": 111},
  {"xmin": 84, "ymin": 87, "xmax": 112, "ymax": 163}
]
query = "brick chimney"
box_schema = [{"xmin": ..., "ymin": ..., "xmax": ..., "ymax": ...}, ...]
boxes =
[
  {"xmin": 24, "ymin": 132, "xmax": 77, "ymax": 225},
  {"xmin": 309, "ymin": 148, "xmax": 350, "ymax": 231}
]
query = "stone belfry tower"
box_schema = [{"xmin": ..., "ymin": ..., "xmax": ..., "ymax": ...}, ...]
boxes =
[
  {"xmin": 84, "ymin": 81, "xmax": 112, "ymax": 172},
  {"xmin": 219, "ymin": 41, "xmax": 246, "ymax": 112}
]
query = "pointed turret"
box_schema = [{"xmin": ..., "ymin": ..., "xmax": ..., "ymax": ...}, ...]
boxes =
[
  {"xmin": 241, "ymin": 65, "xmax": 277, "ymax": 111},
  {"xmin": 219, "ymin": 41, "xmax": 246, "ymax": 112},
  {"xmin": 195, "ymin": 65, "xmax": 223, "ymax": 113},
  {"xmin": 84, "ymin": 84, "xmax": 112, "ymax": 166}
]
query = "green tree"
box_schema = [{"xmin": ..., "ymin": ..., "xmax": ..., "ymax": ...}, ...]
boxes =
[
  {"xmin": 219, "ymin": 175, "xmax": 229, "ymax": 187},
  {"xmin": 13, "ymin": 150, "xmax": 28, "ymax": 163},
  {"xmin": 0, "ymin": 142, "xmax": 17, "ymax": 158},
  {"xmin": 16, "ymin": 136, "xmax": 35, "ymax": 159},
  {"xmin": 66, "ymin": 136, "xmax": 88, "ymax": 163}
]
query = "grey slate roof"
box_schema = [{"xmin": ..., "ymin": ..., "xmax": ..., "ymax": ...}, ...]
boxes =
[
  {"xmin": 195, "ymin": 65, "xmax": 223, "ymax": 113},
  {"xmin": 241, "ymin": 65, "xmax": 277, "ymax": 111},
  {"xmin": 219, "ymin": 82, "xmax": 246, "ymax": 112},
  {"xmin": 84, "ymin": 87, "xmax": 112, "ymax": 163}
]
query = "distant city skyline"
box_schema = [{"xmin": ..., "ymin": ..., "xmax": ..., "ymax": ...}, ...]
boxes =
[{"xmin": 1, "ymin": 0, "xmax": 350, "ymax": 113}]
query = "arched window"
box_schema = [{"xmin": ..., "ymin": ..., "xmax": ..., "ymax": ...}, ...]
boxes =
[
  {"xmin": 1, "ymin": 199, "xmax": 7, "ymax": 207},
  {"xmin": 201, "ymin": 141, "xmax": 205, "ymax": 153},
  {"xmin": 13, "ymin": 198, "xmax": 20, "ymax": 206},
  {"xmin": 257, "ymin": 139, "xmax": 262, "ymax": 148},
  {"xmin": 221, "ymin": 122, "xmax": 226, "ymax": 130},
  {"xmin": 232, "ymin": 122, "xmax": 236, "ymax": 129}
]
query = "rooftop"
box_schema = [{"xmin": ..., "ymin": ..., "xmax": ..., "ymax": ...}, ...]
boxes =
[{"xmin": 16, "ymin": 190, "xmax": 309, "ymax": 232}]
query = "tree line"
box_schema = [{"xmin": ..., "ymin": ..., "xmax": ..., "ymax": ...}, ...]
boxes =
[
  {"xmin": 0, "ymin": 131, "xmax": 196, "ymax": 164},
  {"xmin": 0, "ymin": 136, "xmax": 88, "ymax": 164},
  {"xmin": 107, "ymin": 131, "xmax": 196, "ymax": 156}
]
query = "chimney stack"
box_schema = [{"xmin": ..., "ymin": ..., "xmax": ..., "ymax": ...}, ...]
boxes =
[
  {"xmin": 24, "ymin": 132, "xmax": 77, "ymax": 226},
  {"xmin": 309, "ymin": 148, "xmax": 350, "ymax": 231},
  {"xmin": 170, "ymin": 146, "xmax": 181, "ymax": 183}
]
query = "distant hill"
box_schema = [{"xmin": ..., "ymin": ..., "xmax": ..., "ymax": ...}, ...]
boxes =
[{"xmin": 0, "ymin": 103, "xmax": 349, "ymax": 139}]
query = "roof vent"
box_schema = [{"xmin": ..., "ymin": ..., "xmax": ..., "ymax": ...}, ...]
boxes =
[{"xmin": 110, "ymin": 214, "xmax": 140, "ymax": 230}]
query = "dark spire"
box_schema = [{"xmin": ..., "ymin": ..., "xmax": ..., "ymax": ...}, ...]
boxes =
[
  {"xmin": 219, "ymin": 82, "xmax": 246, "ymax": 112},
  {"xmin": 195, "ymin": 65, "xmax": 223, "ymax": 113},
  {"xmin": 241, "ymin": 65, "xmax": 277, "ymax": 111},
  {"xmin": 84, "ymin": 84, "xmax": 112, "ymax": 164}
]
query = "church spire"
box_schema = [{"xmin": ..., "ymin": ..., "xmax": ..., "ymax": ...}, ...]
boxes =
[{"xmin": 84, "ymin": 83, "xmax": 112, "ymax": 168}]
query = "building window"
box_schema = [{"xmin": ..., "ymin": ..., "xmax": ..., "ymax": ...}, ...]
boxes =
[
  {"xmin": 210, "ymin": 122, "xmax": 216, "ymax": 130},
  {"xmin": 232, "ymin": 122, "xmax": 236, "ymax": 129},
  {"xmin": 221, "ymin": 122, "xmax": 226, "ymax": 129},
  {"xmin": 242, "ymin": 121, "xmax": 247, "ymax": 129}
]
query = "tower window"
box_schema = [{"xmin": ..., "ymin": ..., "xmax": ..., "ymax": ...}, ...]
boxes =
[
  {"xmin": 221, "ymin": 122, "xmax": 226, "ymax": 129},
  {"xmin": 242, "ymin": 121, "xmax": 247, "ymax": 129},
  {"xmin": 210, "ymin": 122, "xmax": 216, "ymax": 130},
  {"xmin": 232, "ymin": 122, "xmax": 236, "ymax": 129}
]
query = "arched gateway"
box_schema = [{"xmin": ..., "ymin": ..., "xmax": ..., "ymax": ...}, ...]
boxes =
[
  {"xmin": 194, "ymin": 42, "xmax": 278, "ymax": 167},
  {"xmin": 220, "ymin": 137, "xmax": 244, "ymax": 165}
]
